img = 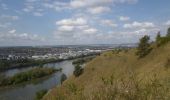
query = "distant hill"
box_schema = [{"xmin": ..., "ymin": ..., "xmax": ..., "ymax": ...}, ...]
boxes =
[{"xmin": 44, "ymin": 41, "xmax": 170, "ymax": 100}]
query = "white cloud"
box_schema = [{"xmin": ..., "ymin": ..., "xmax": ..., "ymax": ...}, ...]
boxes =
[
  {"xmin": 70, "ymin": 0, "xmax": 86, "ymax": 8},
  {"xmin": 0, "ymin": 32, "xmax": 43, "ymax": 42},
  {"xmin": 0, "ymin": 15, "xmax": 19, "ymax": 29},
  {"xmin": 23, "ymin": 5, "xmax": 34, "ymax": 12},
  {"xmin": 21, "ymin": 0, "xmax": 138, "ymax": 17},
  {"xmin": 134, "ymin": 28, "xmax": 160, "ymax": 37},
  {"xmin": 56, "ymin": 17, "xmax": 87, "ymax": 26},
  {"xmin": 33, "ymin": 12, "xmax": 43, "ymax": 16},
  {"xmin": 43, "ymin": 3, "xmax": 54, "ymax": 9},
  {"xmin": 58, "ymin": 25, "xmax": 74, "ymax": 32},
  {"xmin": 0, "ymin": 15, "xmax": 19, "ymax": 20},
  {"xmin": 120, "ymin": 16, "xmax": 130, "ymax": 21},
  {"xmin": 134, "ymin": 29, "xmax": 147, "ymax": 34},
  {"xmin": 165, "ymin": 20, "xmax": 170, "ymax": 26},
  {"xmin": 26, "ymin": 0, "xmax": 37, "ymax": 2},
  {"xmin": 42, "ymin": 1, "xmax": 70, "ymax": 11},
  {"xmin": 87, "ymin": 6, "xmax": 111, "ymax": 14},
  {"xmin": 0, "ymin": 22, "xmax": 11, "ymax": 28},
  {"xmin": 83, "ymin": 28, "xmax": 98, "ymax": 34},
  {"xmin": 112, "ymin": 0, "xmax": 138, "ymax": 4},
  {"xmin": 1, "ymin": 3, "xmax": 8, "ymax": 10},
  {"xmin": 101, "ymin": 19, "xmax": 118, "ymax": 27},
  {"xmin": 123, "ymin": 21, "xmax": 155, "ymax": 29},
  {"xmin": 54, "ymin": 17, "xmax": 99, "ymax": 41},
  {"xmin": 8, "ymin": 29, "xmax": 16, "ymax": 34},
  {"xmin": 70, "ymin": 0, "xmax": 137, "ymax": 9},
  {"xmin": 76, "ymin": 25, "xmax": 90, "ymax": 30}
]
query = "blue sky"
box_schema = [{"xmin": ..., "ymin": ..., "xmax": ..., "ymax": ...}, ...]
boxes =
[{"xmin": 0, "ymin": 0, "xmax": 170, "ymax": 46}]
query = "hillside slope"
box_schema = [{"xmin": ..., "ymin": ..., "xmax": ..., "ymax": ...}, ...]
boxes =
[{"xmin": 44, "ymin": 43, "xmax": 170, "ymax": 100}]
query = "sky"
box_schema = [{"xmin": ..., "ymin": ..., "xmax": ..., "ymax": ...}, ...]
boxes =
[{"xmin": 0, "ymin": 0, "xmax": 170, "ymax": 46}]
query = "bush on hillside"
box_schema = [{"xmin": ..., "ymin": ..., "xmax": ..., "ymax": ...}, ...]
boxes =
[
  {"xmin": 166, "ymin": 27, "xmax": 170, "ymax": 37},
  {"xmin": 35, "ymin": 89, "xmax": 47, "ymax": 100},
  {"xmin": 67, "ymin": 83, "xmax": 78, "ymax": 94},
  {"xmin": 157, "ymin": 36, "xmax": 170, "ymax": 46},
  {"xmin": 73, "ymin": 65, "xmax": 84, "ymax": 77},
  {"xmin": 60, "ymin": 74, "xmax": 67, "ymax": 84},
  {"xmin": 156, "ymin": 27, "xmax": 170, "ymax": 47},
  {"xmin": 156, "ymin": 31, "xmax": 161, "ymax": 41},
  {"xmin": 136, "ymin": 35, "xmax": 152, "ymax": 58}
]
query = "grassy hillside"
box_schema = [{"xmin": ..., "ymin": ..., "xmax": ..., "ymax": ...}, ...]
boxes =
[{"xmin": 44, "ymin": 42, "xmax": 170, "ymax": 100}]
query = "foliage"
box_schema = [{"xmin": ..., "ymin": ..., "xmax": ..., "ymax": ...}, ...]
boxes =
[
  {"xmin": 73, "ymin": 65, "xmax": 84, "ymax": 77},
  {"xmin": 156, "ymin": 27, "xmax": 170, "ymax": 47},
  {"xmin": 35, "ymin": 89, "xmax": 47, "ymax": 100},
  {"xmin": 67, "ymin": 83, "xmax": 78, "ymax": 94},
  {"xmin": 156, "ymin": 31, "xmax": 161, "ymax": 42},
  {"xmin": 166, "ymin": 27, "xmax": 170, "ymax": 37},
  {"xmin": 0, "ymin": 59, "xmax": 63, "ymax": 71},
  {"xmin": 72, "ymin": 59, "xmax": 86, "ymax": 65},
  {"xmin": 60, "ymin": 74, "xmax": 67, "ymax": 84},
  {"xmin": 157, "ymin": 37, "xmax": 170, "ymax": 46},
  {"xmin": 72, "ymin": 56, "xmax": 94, "ymax": 65},
  {"xmin": 0, "ymin": 67, "xmax": 57, "ymax": 86},
  {"xmin": 136, "ymin": 35, "xmax": 152, "ymax": 58},
  {"xmin": 112, "ymin": 49, "xmax": 122, "ymax": 54}
]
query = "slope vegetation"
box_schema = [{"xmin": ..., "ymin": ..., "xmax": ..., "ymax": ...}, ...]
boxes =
[{"xmin": 44, "ymin": 42, "xmax": 170, "ymax": 100}]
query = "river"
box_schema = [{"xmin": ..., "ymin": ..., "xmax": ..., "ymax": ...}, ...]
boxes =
[{"xmin": 0, "ymin": 60, "xmax": 74, "ymax": 100}]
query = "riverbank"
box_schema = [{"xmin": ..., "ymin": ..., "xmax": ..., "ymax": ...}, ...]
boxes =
[
  {"xmin": 0, "ymin": 67, "xmax": 61, "ymax": 88},
  {"xmin": 72, "ymin": 56, "xmax": 96, "ymax": 65},
  {"xmin": 0, "ymin": 59, "xmax": 64, "ymax": 71},
  {"xmin": 0, "ymin": 53, "xmax": 100, "ymax": 71}
]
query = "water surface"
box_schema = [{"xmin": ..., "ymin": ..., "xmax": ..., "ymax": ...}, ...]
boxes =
[{"xmin": 0, "ymin": 60, "xmax": 74, "ymax": 100}]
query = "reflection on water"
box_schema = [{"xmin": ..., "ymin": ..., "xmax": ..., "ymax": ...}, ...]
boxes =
[{"xmin": 0, "ymin": 60, "xmax": 74, "ymax": 100}]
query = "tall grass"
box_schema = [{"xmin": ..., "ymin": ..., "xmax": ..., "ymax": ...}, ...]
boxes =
[{"xmin": 88, "ymin": 73, "xmax": 170, "ymax": 100}]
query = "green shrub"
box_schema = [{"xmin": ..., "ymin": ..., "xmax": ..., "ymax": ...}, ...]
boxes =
[
  {"xmin": 73, "ymin": 65, "xmax": 84, "ymax": 77},
  {"xmin": 156, "ymin": 27, "xmax": 170, "ymax": 47},
  {"xmin": 157, "ymin": 36, "xmax": 170, "ymax": 47},
  {"xmin": 72, "ymin": 59, "xmax": 86, "ymax": 65},
  {"xmin": 35, "ymin": 89, "xmax": 47, "ymax": 100},
  {"xmin": 136, "ymin": 35, "xmax": 152, "ymax": 58},
  {"xmin": 67, "ymin": 83, "xmax": 78, "ymax": 94},
  {"xmin": 60, "ymin": 74, "xmax": 67, "ymax": 84},
  {"xmin": 166, "ymin": 27, "xmax": 170, "ymax": 37},
  {"xmin": 156, "ymin": 31, "xmax": 161, "ymax": 46},
  {"xmin": 0, "ymin": 74, "xmax": 9, "ymax": 86},
  {"xmin": 72, "ymin": 57, "xmax": 95, "ymax": 65}
]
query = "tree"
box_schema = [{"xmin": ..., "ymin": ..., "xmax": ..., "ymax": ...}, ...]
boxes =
[
  {"xmin": 156, "ymin": 32, "xmax": 161, "ymax": 42},
  {"xmin": 60, "ymin": 74, "xmax": 67, "ymax": 84},
  {"xmin": 167, "ymin": 27, "xmax": 170, "ymax": 37},
  {"xmin": 136, "ymin": 35, "xmax": 152, "ymax": 58},
  {"xmin": 156, "ymin": 31, "xmax": 161, "ymax": 46},
  {"xmin": 73, "ymin": 65, "xmax": 84, "ymax": 77}
]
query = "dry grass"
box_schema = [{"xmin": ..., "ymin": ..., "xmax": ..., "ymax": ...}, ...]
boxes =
[{"xmin": 43, "ymin": 42, "xmax": 170, "ymax": 100}]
